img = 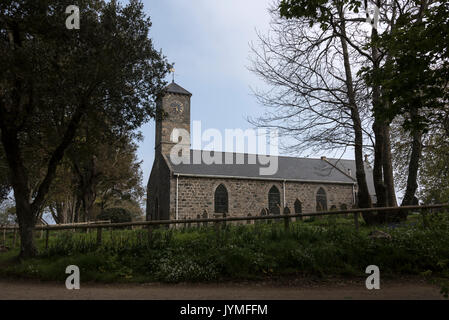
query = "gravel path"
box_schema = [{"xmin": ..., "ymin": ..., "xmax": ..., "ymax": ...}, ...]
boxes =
[{"xmin": 0, "ymin": 278, "xmax": 444, "ymax": 300}]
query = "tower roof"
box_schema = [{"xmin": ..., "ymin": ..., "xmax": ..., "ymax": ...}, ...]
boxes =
[{"xmin": 164, "ymin": 81, "xmax": 192, "ymax": 96}]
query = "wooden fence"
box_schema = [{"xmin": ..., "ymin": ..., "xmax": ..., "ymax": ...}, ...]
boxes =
[{"xmin": 1, "ymin": 204, "xmax": 448, "ymax": 249}]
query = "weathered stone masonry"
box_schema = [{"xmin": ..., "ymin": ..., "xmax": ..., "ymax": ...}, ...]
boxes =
[{"xmin": 168, "ymin": 176, "xmax": 354, "ymax": 220}]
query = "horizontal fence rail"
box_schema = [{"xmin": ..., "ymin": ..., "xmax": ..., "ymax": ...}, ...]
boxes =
[
  {"xmin": 1, "ymin": 204, "xmax": 448, "ymax": 248},
  {"xmin": 2, "ymin": 203, "xmax": 448, "ymax": 231}
]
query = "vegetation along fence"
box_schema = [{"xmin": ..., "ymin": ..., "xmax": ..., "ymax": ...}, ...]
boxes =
[{"xmin": 1, "ymin": 204, "xmax": 449, "ymax": 249}]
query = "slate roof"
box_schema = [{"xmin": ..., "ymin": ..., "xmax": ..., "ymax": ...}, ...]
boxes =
[
  {"xmin": 325, "ymin": 158, "xmax": 377, "ymax": 200},
  {"xmin": 165, "ymin": 150, "xmax": 368, "ymax": 186},
  {"xmin": 164, "ymin": 81, "xmax": 192, "ymax": 96}
]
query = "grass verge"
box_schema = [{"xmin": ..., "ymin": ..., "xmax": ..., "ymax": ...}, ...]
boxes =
[{"xmin": 0, "ymin": 213, "xmax": 448, "ymax": 296}]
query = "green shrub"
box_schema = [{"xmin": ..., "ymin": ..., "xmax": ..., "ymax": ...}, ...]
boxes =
[
  {"xmin": 2, "ymin": 212, "xmax": 449, "ymax": 286},
  {"xmin": 97, "ymin": 207, "xmax": 133, "ymax": 223}
]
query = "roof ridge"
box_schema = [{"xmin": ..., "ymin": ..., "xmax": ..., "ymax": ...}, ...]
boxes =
[{"xmin": 188, "ymin": 149, "xmax": 355, "ymax": 162}]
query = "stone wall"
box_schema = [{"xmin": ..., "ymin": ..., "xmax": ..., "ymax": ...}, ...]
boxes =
[
  {"xmin": 167, "ymin": 175, "xmax": 355, "ymax": 220},
  {"xmin": 155, "ymin": 93, "xmax": 191, "ymax": 156},
  {"xmin": 146, "ymin": 153, "xmax": 172, "ymax": 221}
]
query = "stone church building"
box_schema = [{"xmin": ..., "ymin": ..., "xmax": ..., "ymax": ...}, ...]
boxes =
[{"xmin": 146, "ymin": 82, "xmax": 375, "ymax": 221}]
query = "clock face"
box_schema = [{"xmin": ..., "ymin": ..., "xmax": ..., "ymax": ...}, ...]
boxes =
[{"xmin": 170, "ymin": 101, "xmax": 184, "ymax": 113}]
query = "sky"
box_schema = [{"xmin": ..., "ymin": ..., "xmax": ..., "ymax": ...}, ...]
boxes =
[{"xmin": 137, "ymin": 0, "xmax": 354, "ymax": 185}]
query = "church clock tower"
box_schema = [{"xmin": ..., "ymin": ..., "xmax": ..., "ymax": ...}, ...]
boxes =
[
  {"xmin": 147, "ymin": 81, "xmax": 191, "ymax": 222},
  {"xmin": 155, "ymin": 81, "xmax": 192, "ymax": 156}
]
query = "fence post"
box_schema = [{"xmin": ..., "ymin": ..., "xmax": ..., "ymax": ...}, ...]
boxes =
[
  {"xmin": 284, "ymin": 215, "xmax": 290, "ymax": 231},
  {"xmin": 202, "ymin": 210, "xmax": 208, "ymax": 227},
  {"xmin": 222, "ymin": 213, "xmax": 227, "ymax": 229},
  {"xmin": 45, "ymin": 229, "xmax": 50, "ymax": 249},
  {"xmin": 283, "ymin": 207, "xmax": 291, "ymax": 231},
  {"xmin": 137, "ymin": 230, "xmax": 142, "ymax": 245},
  {"xmin": 213, "ymin": 214, "xmax": 220, "ymax": 234},
  {"xmin": 96, "ymin": 227, "xmax": 102, "ymax": 246},
  {"xmin": 421, "ymin": 208, "xmax": 429, "ymax": 228},
  {"xmin": 12, "ymin": 228, "xmax": 17, "ymax": 248},
  {"xmin": 354, "ymin": 212, "xmax": 359, "ymax": 231},
  {"xmin": 147, "ymin": 225, "xmax": 153, "ymax": 242}
]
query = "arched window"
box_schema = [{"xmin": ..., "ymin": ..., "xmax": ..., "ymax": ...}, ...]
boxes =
[
  {"xmin": 214, "ymin": 184, "xmax": 228, "ymax": 213},
  {"xmin": 294, "ymin": 199, "xmax": 302, "ymax": 214},
  {"xmin": 268, "ymin": 186, "xmax": 281, "ymax": 214},
  {"xmin": 316, "ymin": 187, "xmax": 327, "ymax": 211}
]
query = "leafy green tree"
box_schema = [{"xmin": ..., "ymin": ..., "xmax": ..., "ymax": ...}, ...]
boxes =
[
  {"xmin": 0, "ymin": 0, "xmax": 170, "ymax": 258},
  {"xmin": 44, "ymin": 128, "xmax": 145, "ymax": 224},
  {"xmin": 393, "ymin": 113, "xmax": 449, "ymax": 204},
  {"xmin": 279, "ymin": 0, "xmax": 448, "ymax": 219},
  {"xmin": 419, "ymin": 131, "xmax": 449, "ymax": 204},
  {"xmin": 367, "ymin": 1, "xmax": 449, "ymax": 206}
]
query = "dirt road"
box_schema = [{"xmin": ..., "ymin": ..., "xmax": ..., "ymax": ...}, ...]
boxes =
[{"xmin": 0, "ymin": 278, "xmax": 445, "ymax": 300}]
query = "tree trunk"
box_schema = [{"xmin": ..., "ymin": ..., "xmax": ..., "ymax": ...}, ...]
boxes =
[
  {"xmin": 337, "ymin": 6, "xmax": 372, "ymax": 211},
  {"xmin": 401, "ymin": 3, "xmax": 427, "ymax": 209},
  {"xmin": 0, "ymin": 128, "xmax": 38, "ymax": 257},
  {"xmin": 382, "ymin": 124, "xmax": 398, "ymax": 207},
  {"xmin": 49, "ymin": 205, "xmax": 61, "ymax": 224},
  {"xmin": 82, "ymin": 191, "xmax": 96, "ymax": 221},
  {"xmin": 369, "ymin": 18, "xmax": 389, "ymax": 224},
  {"xmin": 1, "ymin": 101, "xmax": 87, "ymax": 257},
  {"xmin": 371, "ymin": 120, "xmax": 387, "ymax": 223},
  {"xmin": 17, "ymin": 205, "xmax": 38, "ymax": 258},
  {"xmin": 402, "ymin": 112, "xmax": 423, "ymax": 206},
  {"xmin": 73, "ymin": 196, "xmax": 81, "ymax": 223}
]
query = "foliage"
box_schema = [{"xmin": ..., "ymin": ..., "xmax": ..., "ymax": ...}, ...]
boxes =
[
  {"xmin": 277, "ymin": 0, "xmax": 449, "ymax": 209},
  {"xmin": 0, "ymin": 199, "xmax": 16, "ymax": 225},
  {"xmin": 97, "ymin": 207, "xmax": 133, "ymax": 223},
  {"xmin": 0, "ymin": 0, "xmax": 171, "ymax": 257},
  {"xmin": 46, "ymin": 132, "xmax": 145, "ymax": 224},
  {"xmin": 392, "ymin": 114, "xmax": 449, "ymax": 204},
  {"xmin": 366, "ymin": 1, "xmax": 449, "ymax": 131},
  {"xmin": 1, "ymin": 214, "xmax": 449, "ymax": 294},
  {"xmin": 279, "ymin": 0, "xmax": 363, "ymax": 29},
  {"xmin": 418, "ymin": 129, "xmax": 449, "ymax": 203}
]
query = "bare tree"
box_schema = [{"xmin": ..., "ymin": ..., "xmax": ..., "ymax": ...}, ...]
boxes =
[{"xmin": 248, "ymin": 1, "xmax": 374, "ymax": 210}]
